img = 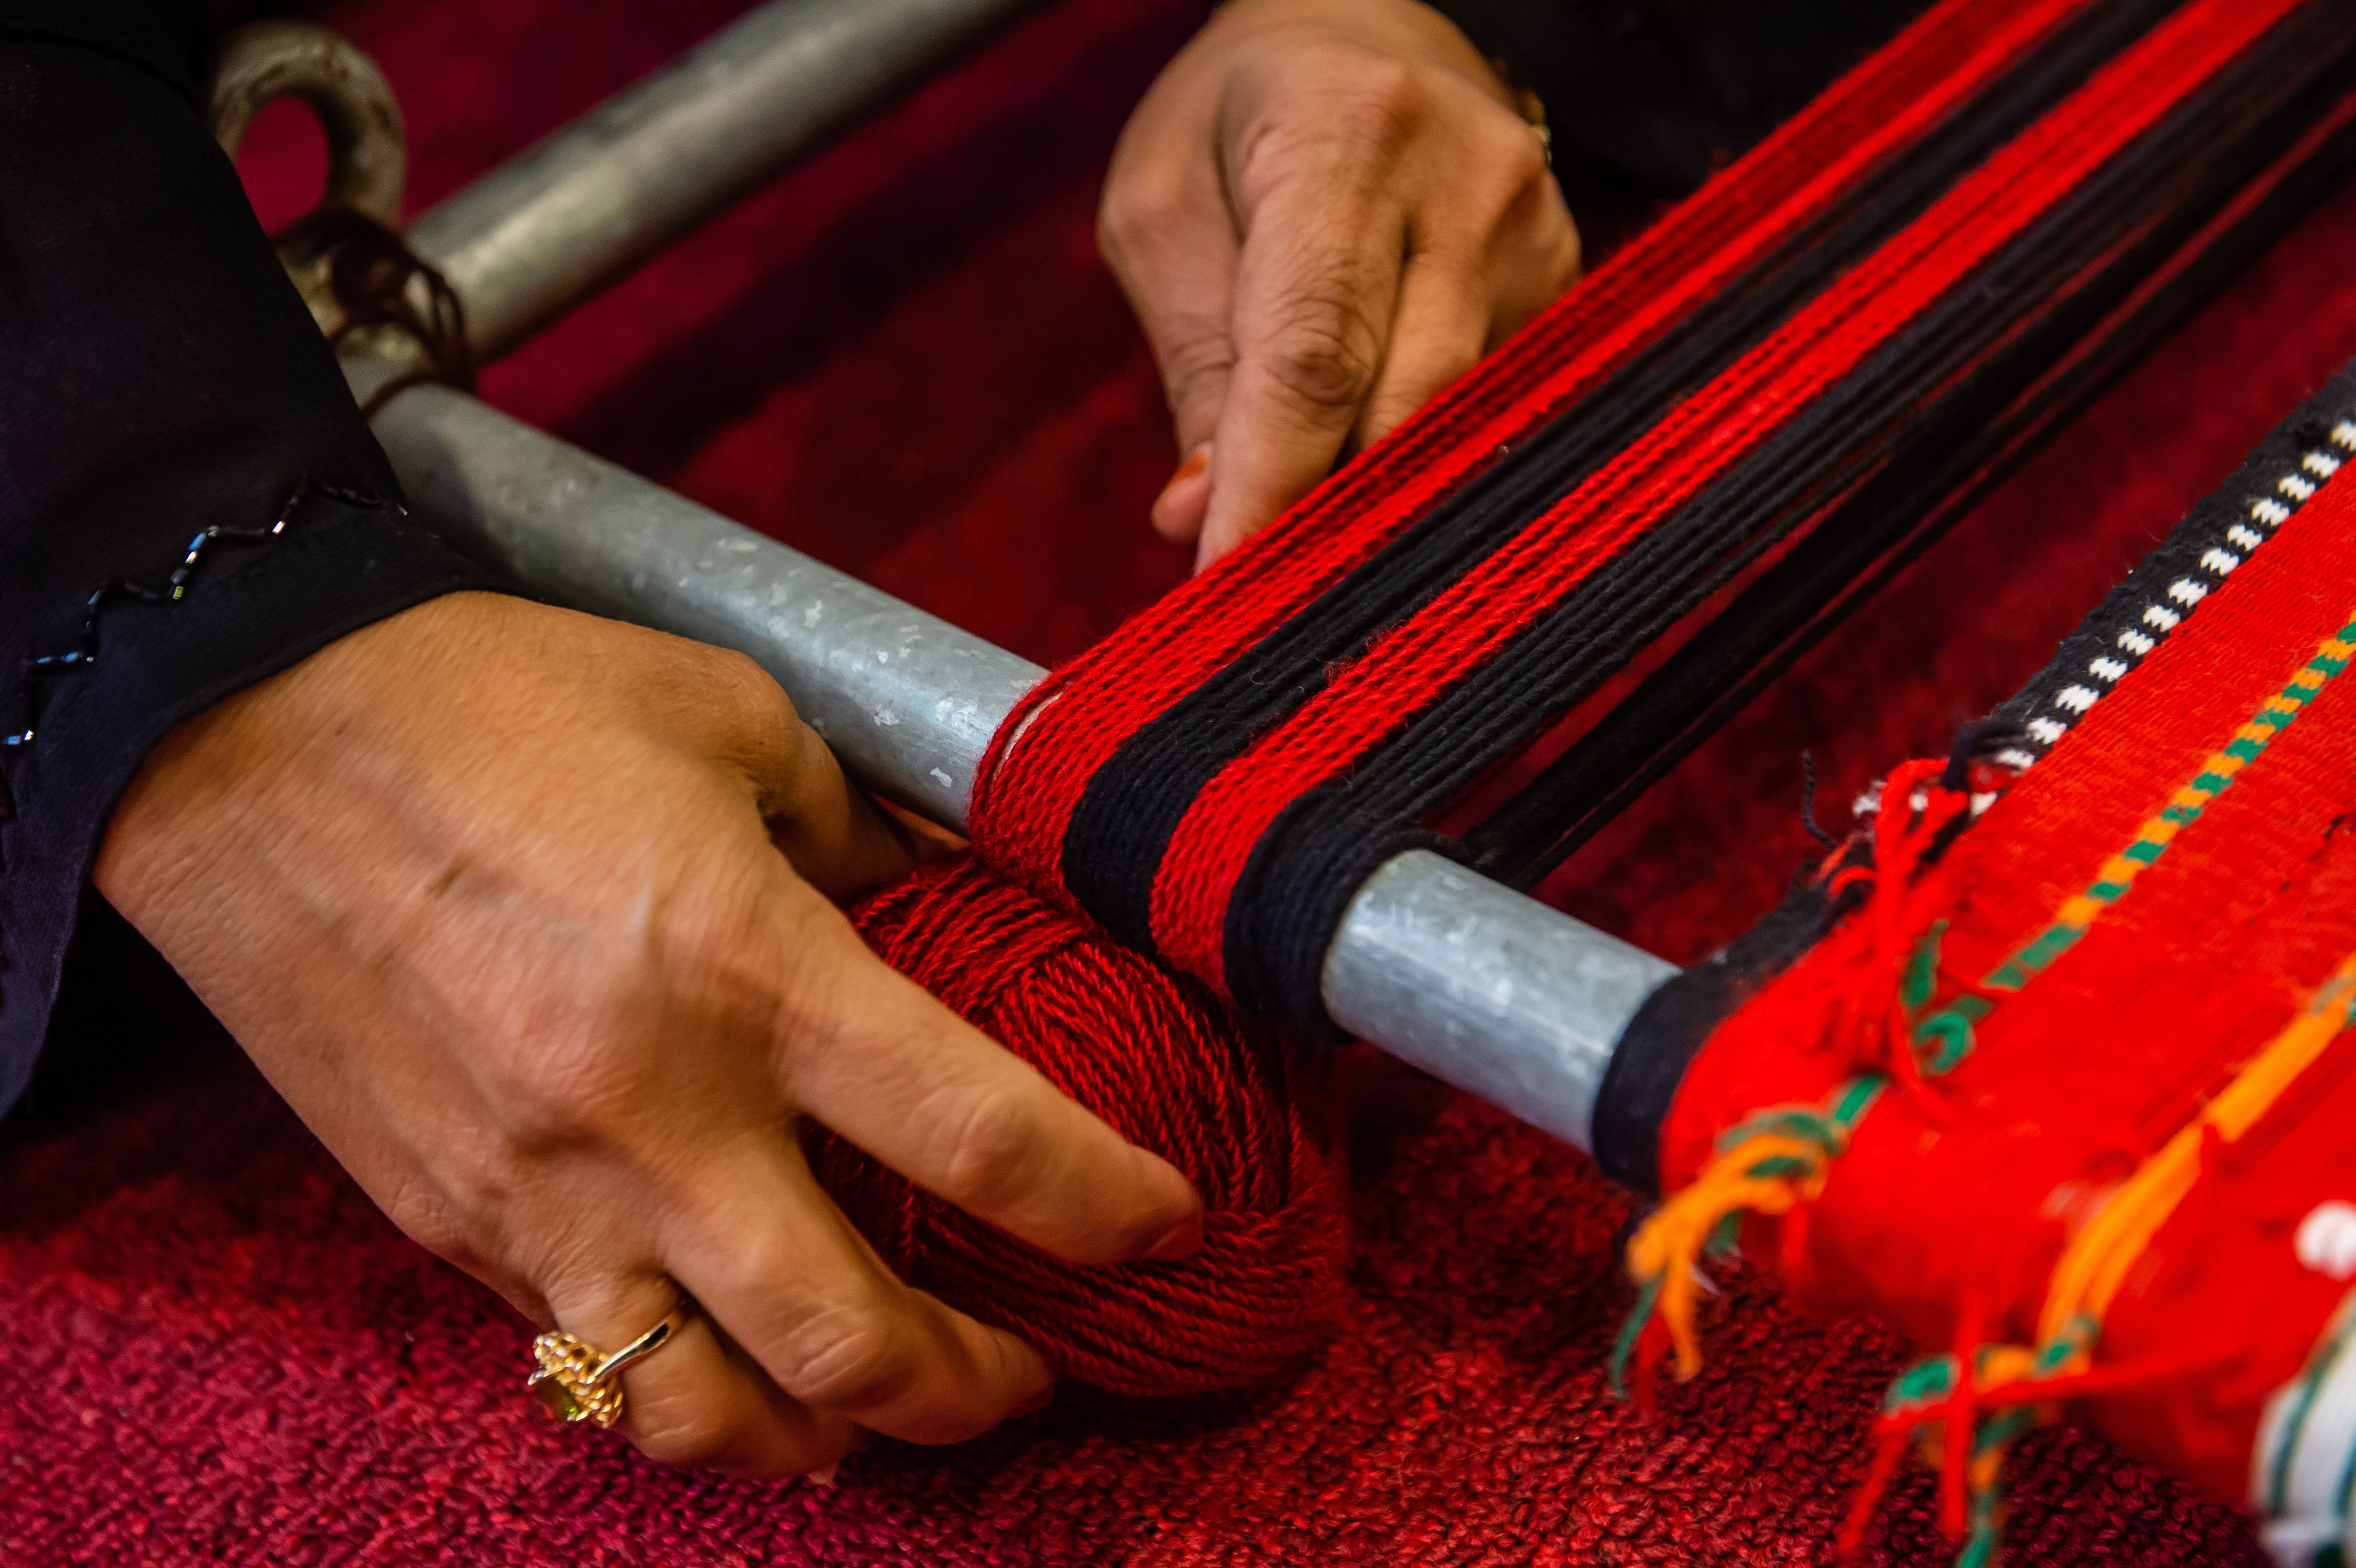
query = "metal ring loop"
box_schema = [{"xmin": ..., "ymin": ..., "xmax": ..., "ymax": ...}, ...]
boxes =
[{"xmin": 207, "ymin": 20, "xmax": 407, "ymax": 228}]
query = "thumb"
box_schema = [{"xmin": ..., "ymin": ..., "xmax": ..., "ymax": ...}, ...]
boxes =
[
  {"xmin": 762, "ymin": 718, "xmax": 932, "ymax": 904},
  {"xmin": 695, "ymin": 659, "xmax": 931, "ymax": 903}
]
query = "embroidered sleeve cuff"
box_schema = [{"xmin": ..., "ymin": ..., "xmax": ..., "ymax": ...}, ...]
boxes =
[{"xmin": 0, "ymin": 496, "xmax": 510, "ymax": 1116}]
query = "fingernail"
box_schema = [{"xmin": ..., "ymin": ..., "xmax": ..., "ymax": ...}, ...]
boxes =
[
  {"xmin": 1143, "ymin": 1212, "xmax": 1205, "ymax": 1263},
  {"xmin": 807, "ymin": 1463, "xmax": 839, "ymax": 1487},
  {"xmin": 1164, "ymin": 443, "xmax": 1211, "ymax": 492},
  {"xmin": 1012, "ymin": 1382, "xmax": 1055, "ymax": 1418}
]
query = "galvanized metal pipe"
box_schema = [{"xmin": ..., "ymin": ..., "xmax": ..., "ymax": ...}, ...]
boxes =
[
  {"xmin": 366, "ymin": 371, "xmax": 1027, "ymax": 830},
  {"xmin": 1323, "ymin": 853, "xmax": 1675, "ymax": 1152},
  {"xmin": 403, "ymin": 0, "xmax": 1048, "ymax": 363},
  {"xmin": 361, "ymin": 360, "xmax": 1677, "ymax": 1151}
]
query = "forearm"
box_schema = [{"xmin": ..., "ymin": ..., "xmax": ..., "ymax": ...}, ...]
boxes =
[{"xmin": 0, "ymin": 4, "xmax": 506, "ymax": 1114}]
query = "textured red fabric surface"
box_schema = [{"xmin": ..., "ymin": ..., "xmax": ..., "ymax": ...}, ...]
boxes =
[
  {"xmin": 11, "ymin": 0, "xmax": 2356, "ymax": 1561},
  {"xmin": 1658, "ymin": 456, "xmax": 2356, "ymax": 1501}
]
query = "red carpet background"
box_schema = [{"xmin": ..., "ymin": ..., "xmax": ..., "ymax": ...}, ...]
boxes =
[{"xmin": 9, "ymin": 0, "xmax": 2356, "ymax": 1560}]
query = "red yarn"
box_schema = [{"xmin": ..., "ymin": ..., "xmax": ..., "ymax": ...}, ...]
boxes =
[{"xmin": 819, "ymin": 854, "xmax": 1350, "ymax": 1396}]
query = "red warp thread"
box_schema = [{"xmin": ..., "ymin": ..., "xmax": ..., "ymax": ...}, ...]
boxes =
[
  {"xmin": 1829, "ymin": 757, "xmax": 1980, "ymax": 1105},
  {"xmin": 817, "ymin": 854, "xmax": 1351, "ymax": 1396},
  {"xmin": 970, "ymin": 0, "xmax": 2105, "ymax": 916}
]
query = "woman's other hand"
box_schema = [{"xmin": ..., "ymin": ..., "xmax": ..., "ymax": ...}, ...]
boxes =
[
  {"xmin": 94, "ymin": 592, "xmax": 1203, "ymax": 1479},
  {"xmin": 1103, "ymin": 0, "xmax": 1582, "ymax": 569}
]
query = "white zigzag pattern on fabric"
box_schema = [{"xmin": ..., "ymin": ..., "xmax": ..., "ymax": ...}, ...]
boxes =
[{"xmin": 2010, "ymin": 412, "xmax": 2356, "ymax": 774}]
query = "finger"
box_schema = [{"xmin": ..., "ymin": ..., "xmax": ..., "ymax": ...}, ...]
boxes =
[
  {"xmin": 1197, "ymin": 170, "xmax": 1407, "ymax": 567},
  {"xmin": 1099, "ymin": 141, "xmax": 1243, "ymax": 462},
  {"xmin": 761, "ymin": 719, "xmax": 933, "ymax": 903},
  {"xmin": 1483, "ymin": 161, "xmax": 1584, "ymax": 338},
  {"xmin": 1152, "ymin": 441, "xmax": 1213, "ymax": 545},
  {"xmin": 1342, "ymin": 127, "xmax": 1578, "ymax": 450},
  {"xmin": 765, "ymin": 878, "xmax": 1205, "ymax": 1267},
  {"xmin": 669, "ymin": 645, "xmax": 929, "ymax": 902},
  {"xmin": 542, "ymin": 1270, "xmax": 855, "ymax": 1481},
  {"xmin": 1350, "ymin": 250, "xmax": 1490, "ymax": 452},
  {"xmin": 669, "ymin": 1138, "xmax": 1057, "ymax": 1445}
]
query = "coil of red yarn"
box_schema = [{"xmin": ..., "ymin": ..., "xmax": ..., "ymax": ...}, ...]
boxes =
[{"xmin": 815, "ymin": 854, "xmax": 1353, "ymax": 1397}]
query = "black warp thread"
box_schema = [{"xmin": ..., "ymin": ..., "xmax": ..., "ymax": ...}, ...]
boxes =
[
  {"xmin": 1224, "ymin": 3, "xmax": 2356, "ymax": 1030},
  {"xmin": 1800, "ymin": 753, "xmax": 1836, "ymax": 848},
  {"xmin": 1591, "ymin": 863, "xmax": 1851, "ymax": 1192},
  {"xmin": 1055, "ymin": 0, "xmax": 2187, "ymax": 962},
  {"xmin": 1467, "ymin": 65, "xmax": 2356, "ymax": 887},
  {"xmin": 1994, "ymin": 359, "xmax": 2356, "ymax": 755}
]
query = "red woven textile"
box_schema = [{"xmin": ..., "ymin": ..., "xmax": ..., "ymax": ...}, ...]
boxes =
[
  {"xmin": 1659, "ymin": 442, "xmax": 2356, "ymax": 1501},
  {"xmin": 10, "ymin": 0, "xmax": 2356, "ymax": 1561}
]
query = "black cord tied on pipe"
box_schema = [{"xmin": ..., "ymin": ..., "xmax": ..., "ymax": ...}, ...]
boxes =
[{"xmin": 276, "ymin": 206, "xmax": 475, "ymax": 418}]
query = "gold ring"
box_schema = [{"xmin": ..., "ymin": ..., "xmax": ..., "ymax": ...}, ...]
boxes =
[{"xmin": 527, "ymin": 1300, "xmax": 690, "ymax": 1429}]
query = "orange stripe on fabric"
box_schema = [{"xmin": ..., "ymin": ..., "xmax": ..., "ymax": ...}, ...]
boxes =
[
  {"xmin": 1922, "ymin": 477, "xmax": 2356, "ymax": 1011},
  {"xmin": 1656, "ymin": 446, "xmax": 2356, "ymax": 1252},
  {"xmin": 2035, "ymin": 949, "xmax": 2356, "ymax": 1350}
]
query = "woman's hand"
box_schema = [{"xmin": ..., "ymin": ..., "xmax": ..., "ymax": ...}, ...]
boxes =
[
  {"xmin": 1102, "ymin": 0, "xmax": 1582, "ymax": 568},
  {"xmin": 94, "ymin": 592, "xmax": 1203, "ymax": 1479}
]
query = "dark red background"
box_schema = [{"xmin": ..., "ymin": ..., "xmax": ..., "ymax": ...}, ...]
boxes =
[{"xmin": 8, "ymin": 0, "xmax": 2356, "ymax": 1559}]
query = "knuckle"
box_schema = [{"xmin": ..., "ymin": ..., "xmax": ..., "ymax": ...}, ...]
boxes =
[
  {"xmin": 933, "ymin": 1083, "xmax": 1047, "ymax": 1214},
  {"xmin": 378, "ymin": 1177, "xmax": 482, "ymax": 1269},
  {"xmin": 1259, "ymin": 50, "xmax": 1423, "ymax": 146},
  {"xmin": 1262, "ymin": 297, "xmax": 1383, "ymax": 415},
  {"xmin": 479, "ymin": 1052, "xmax": 608, "ymax": 1157},
  {"xmin": 462, "ymin": 957, "xmax": 700, "ymax": 1165},
  {"xmin": 1338, "ymin": 54, "xmax": 1429, "ymax": 135},
  {"xmin": 1157, "ymin": 327, "xmax": 1236, "ymax": 412},
  {"xmin": 628, "ymin": 1401, "xmax": 745, "ymax": 1471},
  {"xmin": 1098, "ymin": 170, "xmax": 1190, "ymax": 262},
  {"xmin": 772, "ymin": 1296, "xmax": 918, "ymax": 1412},
  {"xmin": 1231, "ymin": 54, "xmax": 1424, "ymax": 196},
  {"xmin": 1486, "ymin": 119, "xmax": 1550, "ymax": 192},
  {"xmin": 702, "ymin": 646, "xmax": 798, "ymax": 737}
]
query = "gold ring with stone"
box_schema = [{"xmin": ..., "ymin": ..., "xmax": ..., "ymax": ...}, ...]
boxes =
[{"xmin": 527, "ymin": 1300, "xmax": 690, "ymax": 1429}]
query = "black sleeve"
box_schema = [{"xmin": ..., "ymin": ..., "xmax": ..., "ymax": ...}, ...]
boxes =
[
  {"xmin": 1429, "ymin": 0, "xmax": 1933, "ymax": 197},
  {"xmin": 0, "ymin": 0, "xmax": 511, "ymax": 1116}
]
